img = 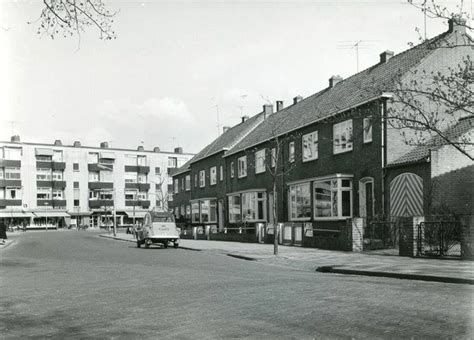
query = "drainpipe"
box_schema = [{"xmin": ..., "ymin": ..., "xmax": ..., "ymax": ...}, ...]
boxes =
[{"xmin": 380, "ymin": 99, "xmax": 387, "ymax": 216}]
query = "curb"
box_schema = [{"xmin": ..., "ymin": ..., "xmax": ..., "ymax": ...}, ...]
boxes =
[
  {"xmin": 227, "ymin": 253, "xmax": 257, "ymax": 261},
  {"xmin": 316, "ymin": 266, "xmax": 474, "ymax": 285},
  {"xmin": 0, "ymin": 240, "xmax": 15, "ymax": 250}
]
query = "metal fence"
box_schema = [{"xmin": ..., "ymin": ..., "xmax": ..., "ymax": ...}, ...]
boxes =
[{"xmin": 417, "ymin": 221, "xmax": 461, "ymax": 257}]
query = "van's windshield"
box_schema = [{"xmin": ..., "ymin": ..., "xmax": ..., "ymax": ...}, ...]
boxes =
[{"xmin": 152, "ymin": 216, "xmax": 174, "ymax": 222}]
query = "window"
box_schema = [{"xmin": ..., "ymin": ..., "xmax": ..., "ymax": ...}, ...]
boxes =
[
  {"xmin": 37, "ymin": 187, "xmax": 52, "ymax": 200},
  {"xmin": 125, "ymin": 155, "xmax": 137, "ymax": 166},
  {"xmin": 73, "ymin": 181, "xmax": 79, "ymax": 189},
  {"xmin": 228, "ymin": 195, "xmax": 241, "ymax": 223},
  {"xmin": 181, "ymin": 178, "xmax": 185, "ymax": 191},
  {"xmin": 52, "ymin": 171, "xmax": 63, "ymax": 181},
  {"xmin": 125, "ymin": 172, "xmax": 136, "ymax": 183},
  {"xmin": 36, "ymin": 168, "xmax": 51, "ymax": 181},
  {"xmin": 125, "ymin": 190, "xmax": 137, "ymax": 201},
  {"xmin": 192, "ymin": 202, "xmax": 200, "ymax": 223},
  {"xmin": 155, "ymin": 167, "xmax": 161, "ymax": 175},
  {"xmin": 88, "ymin": 172, "xmax": 99, "ymax": 182},
  {"xmin": 219, "ymin": 166, "xmax": 223, "ymax": 181},
  {"xmin": 138, "ymin": 191, "xmax": 148, "ymax": 200},
  {"xmin": 199, "ymin": 170, "xmax": 205, "ymax": 188},
  {"xmin": 53, "ymin": 189, "xmax": 64, "ymax": 199},
  {"xmin": 100, "ymin": 171, "xmax": 113, "ymax": 182},
  {"xmin": 168, "ymin": 176, "xmax": 173, "ymax": 185},
  {"xmin": 288, "ymin": 183, "xmax": 311, "ymax": 220},
  {"xmin": 230, "ymin": 162, "xmax": 235, "ymax": 178},
  {"xmin": 302, "ymin": 131, "xmax": 318, "ymax": 162},
  {"xmin": 200, "ymin": 200, "xmax": 210, "ymax": 223},
  {"xmin": 168, "ymin": 157, "xmax": 177, "ymax": 168},
  {"xmin": 186, "ymin": 205, "xmax": 191, "ymax": 219},
  {"xmin": 88, "ymin": 152, "xmax": 99, "ymax": 163},
  {"xmin": 36, "ymin": 155, "xmax": 51, "ymax": 162},
  {"xmin": 174, "ymin": 179, "xmax": 179, "ymax": 194},
  {"xmin": 5, "ymin": 167, "xmax": 21, "ymax": 180},
  {"xmin": 289, "ymin": 142, "xmax": 295, "ymax": 163},
  {"xmin": 185, "ymin": 175, "xmax": 191, "ymax": 191},
  {"xmin": 74, "ymin": 199, "xmax": 80, "ymax": 207},
  {"xmin": 194, "ymin": 174, "xmax": 198, "ymax": 188},
  {"xmin": 137, "ymin": 155, "xmax": 147, "ymax": 166},
  {"xmin": 73, "ymin": 188, "xmax": 80, "ymax": 202},
  {"xmin": 314, "ymin": 177, "xmax": 352, "ymax": 219},
  {"xmin": 4, "ymin": 147, "xmax": 22, "ymax": 160},
  {"xmin": 363, "ymin": 117, "xmax": 373, "ymax": 143},
  {"xmin": 99, "ymin": 191, "xmax": 113, "ymax": 200},
  {"xmin": 241, "ymin": 192, "xmax": 266, "ymax": 221},
  {"xmin": 73, "ymin": 163, "xmax": 79, "ymax": 171},
  {"xmin": 271, "ymin": 148, "xmax": 276, "ymax": 168},
  {"xmin": 237, "ymin": 156, "xmax": 247, "ymax": 178},
  {"xmin": 0, "ymin": 168, "xmax": 3, "ymax": 179},
  {"xmin": 333, "ymin": 119, "xmax": 353, "ymax": 154},
  {"xmin": 89, "ymin": 191, "xmax": 99, "ymax": 200},
  {"xmin": 6, "ymin": 187, "xmax": 21, "ymax": 200},
  {"xmin": 210, "ymin": 166, "xmax": 217, "ymax": 185},
  {"xmin": 255, "ymin": 149, "xmax": 266, "ymax": 174},
  {"xmin": 137, "ymin": 173, "xmax": 147, "ymax": 183},
  {"xmin": 53, "ymin": 150, "xmax": 63, "ymax": 162}
]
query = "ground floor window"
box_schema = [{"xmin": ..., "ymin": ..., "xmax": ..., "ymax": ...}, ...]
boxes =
[
  {"xmin": 191, "ymin": 202, "xmax": 200, "ymax": 223},
  {"xmin": 288, "ymin": 183, "xmax": 311, "ymax": 221},
  {"xmin": 314, "ymin": 177, "xmax": 352, "ymax": 219},
  {"xmin": 228, "ymin": 191, "xmax": 266, "ymax": 223},
  {"xmin": 192, "ymin": 199, "xmax": 217, "ymax": 223}
]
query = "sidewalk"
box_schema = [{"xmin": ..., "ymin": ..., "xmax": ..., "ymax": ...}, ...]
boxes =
[{"xmin": 100, "ymin": 233, "xmax": 474, "ymax": 285}]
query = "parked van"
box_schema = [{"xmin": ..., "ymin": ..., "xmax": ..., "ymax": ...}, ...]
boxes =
[{"xmin": 136, "ymin": 211, "xmax": 180, "ymax": 249}]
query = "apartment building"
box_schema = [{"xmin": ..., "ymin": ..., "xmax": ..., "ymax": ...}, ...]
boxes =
[{"xmin": 0, "ymin": 137, "xmax": 194, "ymax": 228}]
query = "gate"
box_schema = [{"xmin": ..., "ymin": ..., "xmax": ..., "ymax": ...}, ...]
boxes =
[
  {"xmin": 417, "ymin": 221, "xmax": 461, "ymax": 257},
  {"xmin": 363, "ymin": 220, "xmax": 400, "ymax": 251}
]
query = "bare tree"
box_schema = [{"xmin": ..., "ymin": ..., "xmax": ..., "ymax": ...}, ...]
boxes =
[
  {"xmin": 30, "ymin": 0, "xmax": 118, "ymax": 40},
  {"xmin": 154, "ymin": 172, "xmax": 172, "ymax": 212}
]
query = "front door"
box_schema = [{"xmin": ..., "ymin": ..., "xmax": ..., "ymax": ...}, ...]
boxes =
[{"xmin": 359, "ymin": 177, "xmax": 374, "ymax": 219}]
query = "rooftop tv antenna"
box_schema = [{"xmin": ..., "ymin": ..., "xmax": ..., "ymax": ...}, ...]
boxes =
[{"xmin": 337, "ymin": 40, "xmax": 378, "ymax": 73}]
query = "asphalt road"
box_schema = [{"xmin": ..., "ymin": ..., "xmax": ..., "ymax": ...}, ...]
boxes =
[{"xmin": 1, "ymin": 231, "xmax": 473, "ymax": 339}]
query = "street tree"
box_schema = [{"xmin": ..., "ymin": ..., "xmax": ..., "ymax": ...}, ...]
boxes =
[{"xmin": 31, "ymin": 0, "xmax": 118, "ymax": 40}]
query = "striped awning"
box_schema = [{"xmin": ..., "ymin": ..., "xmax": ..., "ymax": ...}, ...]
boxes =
[
  {"xmin": 0, "ymin": 211, "xmax": 35, "ymax": 218},
  {"xmin": 99, "ymin": 152, "xmax": 116, "ymax": 159},
  {"xmin": 124, "ymin": 211, "xmax": 148, "ymax": 218},
  {"xmin": 33, "ymin": 211, "xmax": 70, "ymax": 218},
  {"xmin": 35, "ymin": 148, "xmax": 54, "ymax": 156}
]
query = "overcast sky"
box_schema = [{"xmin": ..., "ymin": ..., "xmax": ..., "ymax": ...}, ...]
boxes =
[{"xmin": 0, "ymin": 0, "xmax": 467, "ymax": 153}]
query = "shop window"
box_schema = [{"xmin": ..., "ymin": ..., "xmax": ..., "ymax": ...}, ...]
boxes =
[
  {"xmin": 241, "ymin": 192, "xmax": 266, "ymax": 222},
  {"xmin": 314, "ymin": 176, "xmax": 352, "ymax": 219},
  {"xmin": 228, "ymin": 195, "xmax": 241, "ymax": 223}
]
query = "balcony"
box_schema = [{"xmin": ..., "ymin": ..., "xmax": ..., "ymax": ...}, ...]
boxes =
[
  {"xmin": 88, "ymin": 163, "xmax": 114, "ymax": 172},
  {"xmin": 89, "ymin": 200, "xmax": 114, "ymax": 209},
  {"xmin": 125, "ymin": 200, "xmax": 150, "ymax": 208},
  {"xmin": 0, "ymin": 199, "xmax": 22, "ymax": 207},
  {"xmin": 88, "ymin": 182, "xmax": 114, "ymax": 190},
  {"xmin": 36, "ymin": 180, "xmax": 67, "ymax": 189},
  {"xmin": 36, "ymin": 161, "xmax": 66, "ymax": 170},
  {"xmin": 0, "ymin": 159, "xmax": 21, "ymax": 167},
  {"xmin": 124, "ymin": 165, "xmax": 150, "ymax": 174},
  {"xmin": 124, "ymin": 183, "xmax": 150, "ymax": 191},
  {"xmin": 37, "ymin": 199, "xmax": 67, "ymax": 207},
  {"xmin": 0, "ymin": 179, "xmax": 21, "ymax": 188}
]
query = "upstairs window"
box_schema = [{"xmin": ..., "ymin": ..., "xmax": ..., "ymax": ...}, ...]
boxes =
[
  {"xmin": 52, "ymin": 171, "xmax": 63, "ymax": 181},
  {"xmin": 73, "ymin": 163, "xmax": 79, "ymax": 172},
  {"xmin": 288, "ymin": 142, "xmax": 295, "ymax": 163},
  {"xmin": 125, "ymin": 172, "xmax": 136, "ymax": 183},
  {"xmin": 210, "ymin": 166, "xmax": 217, "ymax": 185},
  {"xmin": 219, "ymin": 165, "xmax": 223, "ymax": 181},
  {"xmin": 302, "ymin": 131, "xmax": 318, "ymax": 162},
  {"xmin": 333, "ymin": 119, "xmax": 353, "ymax": 154},
  {"xmin": 5, "ymin": 167, "xmax": 21, "ymax": 180},
  {"xmin": 174, "ymin": 179, "xmax": 179, "ymax": 194},
  {"xmin": 194, "ymin": 174, "xmax": 198, "ymax": 188},
  {"xmin": 137, "ymin": 155, "xmax": 147, "ymax": 166},
  {"xmin": 168, "ymin": 157, "xmax": 178, "ymax": 168},
  {"xmin": 230, "ymin": 162, "xmax": 235, "ymax": 178},
  {"xmin": 53, "ymin": 150, "xmax": 63, "ymax": 162},
  {"xmin": 363, "ymin": 117, "xmax": 373, "ymax": 143},
  {"xmin": 271, "ymin": 148, "xmax": 276, "ymax": 168},
  {"xmin": 88, "ymin": 152, "xmax": 99, "ymax": 164},
  {"xmin": 255, "ymin": 149, "xmax": 266, "ymax": 174},
  {"xmin": 4, "ymin": 147, "xmax": 22, "ymax": 160},
  {"xmin": 185, "ymin": 175, "xmax": 191, "ymax": 191},
  {"xmin": 6, "ymin": 187, "xmax": 22, "ymax": 199},
  {"xmin": 199, "ymin": 170, "xmax": 206, "ymax": 188},
  {"xmin": 88, "ymin": 172, "xmax": 99, "ymax": 182},
  {"xmin": 36, "ymin": 168, "xmax": 51, "ymax": 181},
  {"xmin": 237, "ymin": 156, "xmax": 247, "ymax": 178},
  {"xmin": 37, "ymin": 187, "xmax": 52, "ymax": 200},
  {"xmin": 125, "ymin": 155, "xmax": 137, "ymax": 166}
]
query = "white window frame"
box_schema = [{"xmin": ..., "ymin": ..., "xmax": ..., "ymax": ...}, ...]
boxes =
[
  {"xmin": 289, "ymin": 142, "xmax": 295, "ymax": 163},
  {"xmin": 228, "ymin": 195, "xmax": 241, "ymax": 223},
  {"xmin": 302, "ymin": 131, "xmax": 319, "ymax": 162},
  {"xmin": 5, "ymin": 167, "xmax": 21, "ymax": 180},
  {"xmin": 237, "ymin": 156, "xmax": 247, "ymax": 178},
  {"xmin": 313, "ymin": 177, "xmax": 353, "ymax": 220},
  {"xmin": 363, "ymin": 117, "xmax": 373, "ymax": 143},
  {"xmin": 37, "ymin": 187, "xmax": 52, "ymax": 200},
  {"xmin": 255, "ymin": 149, "xmax": 266, "ymax": 174},
  {"xmin": 6, "ymin": 186, "xmax": 22, "ymax": 200},
  {"xmin": 230, "ymin": 162, "xmax": 235, "ymax": 178},
  {"xmin": 199, "ymin": 170, "xmax": 206, "ymax": 188},
  {"xmin": 210, "ymin": 166, "xmax": 217, "ymax": 185},
  {"xmin": 288, "ymin": 182, "xmax": 312, "ymax": 221},
  {"xmin": 219, "ymin": 165, "xmax": 224, "ymax": 181},
  {"xmin": 333, "ymin": 119, "xmax": 353, "ymax": 154},
  {"xmin": 185, "ymin": 175, "xmax": 191, "ymax": 191}
]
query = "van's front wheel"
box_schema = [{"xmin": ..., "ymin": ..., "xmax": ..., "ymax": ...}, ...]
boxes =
[
  {"xmin": 173, "ymin": 241, "xmax": 179, "ymax": 248},
  {"xmin": 163, "ymin": 242, "xmax": 168, "ymax": 249}
]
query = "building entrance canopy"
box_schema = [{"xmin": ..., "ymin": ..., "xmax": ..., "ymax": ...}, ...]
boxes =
[{"xmin": 0, "ymin": 211, "xmax": 35, "ymax": 218}]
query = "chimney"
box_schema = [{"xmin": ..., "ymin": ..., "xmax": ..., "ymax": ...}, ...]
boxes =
[
  {"xmin": 263, "ymin": 104, "xmax": 273, "ymax": 119},
  {"xmin": 379, "ymin": 50, "xmax": 394, "ymax": 63},
  {"xmin": 54, "ymin": 139, "xmax": 62, "ymax": 146},
  {"xmin": 73, "ymin": 141, "xmax": 81, "ymax": 147},
  {"xmin": 241, "ymin": 115, "xmax": 250, "ymax": 123},
  {"xmin": 448, "ymin": 15, "xmax": 467, "ymax": 34},
  {"xmin": 276, "ymin": 101, "xmax": 284, "ymax": 112},
  {"xmin": 293, "ymin": 96, "xmax": 303, "ymax": 105},
  {"xmin": 153, "ymin": 146, "xmax": 160, "ymax": 153},
  {"xmin": 10, "ymin": 135, "xmax": 20, "ymax": 143},
  {"xmin": 100, "ymin": 141, "xmax": 109, "ymax": 149},
  {"xmin": 329, "ymin": 75, "xmax": 343, "ymax": 88},
  {"xmin": 137, "ymin": 146, "xmax": 144, "ymax": 152},
  {"xmin": 174, "ymin": 147, "xmax": 183, "ymax": 154},
  {"xmin": 222, "ymin": 126, "xmax": 231, "ymax": 133}
]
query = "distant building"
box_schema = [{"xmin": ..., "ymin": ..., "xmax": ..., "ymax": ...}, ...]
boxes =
[{"xmin": 0, "ymin": 137, "xmax": 194, "ymax": 228}]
